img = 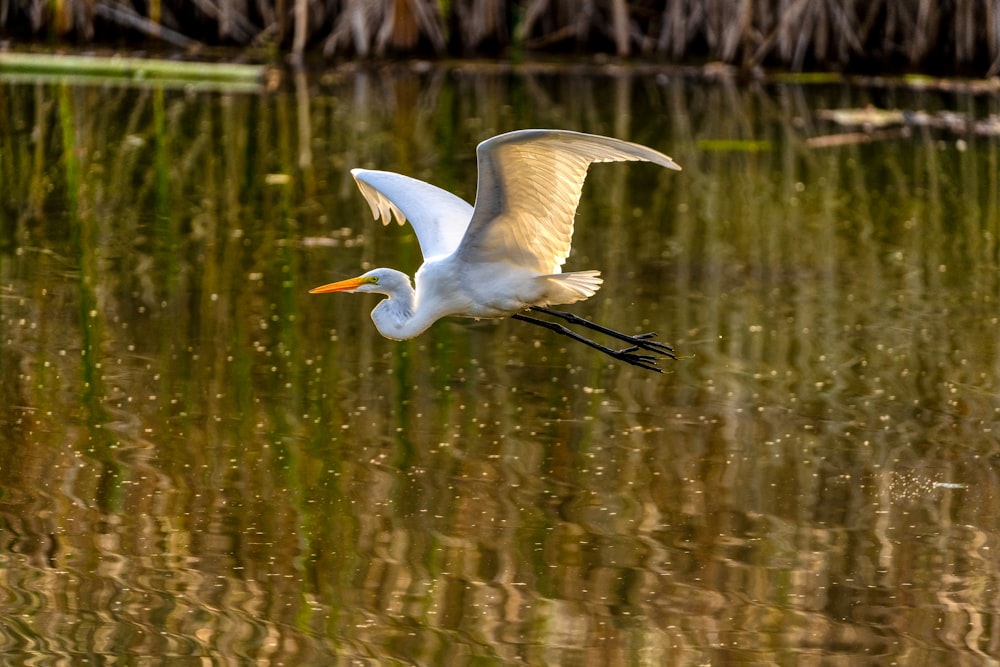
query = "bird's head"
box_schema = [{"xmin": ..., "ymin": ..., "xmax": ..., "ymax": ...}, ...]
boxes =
[{"xmin": 308, "ymin": 268, "xmax": 410, "ymax": 296}]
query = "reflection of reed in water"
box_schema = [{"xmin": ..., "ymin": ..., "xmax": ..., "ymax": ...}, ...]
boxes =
[{"xmin": 1, "ymin": 68, "xmax": 1000, "ymax": 663}]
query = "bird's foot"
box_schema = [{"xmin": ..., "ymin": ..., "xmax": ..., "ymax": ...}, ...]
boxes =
[
  {"xmin": 513, "ymin": 309, "xmax": 677, "ymax": 373},
  {"xmin": 620, "ymin": 332, "xmax": 677, "ymax": 359},
  {"xmin": 610, "ymin": 345, "xmax": 666, "ymax": 373},
  {"xmin": 529, "ymin": 307, "xmax": 677, "ymax": 361}
]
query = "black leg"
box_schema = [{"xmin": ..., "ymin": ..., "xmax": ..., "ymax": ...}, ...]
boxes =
[
  {"xmin": 511, "ymin": 313, "xmax": 669, "ymax": 373},
  {"xmin": 529, "ymin": 306, "xmax": 677, "ymax": 358}
]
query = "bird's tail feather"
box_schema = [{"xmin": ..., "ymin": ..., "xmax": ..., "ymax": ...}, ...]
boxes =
[{"xmin": 541, "ymin": 270, "xmax": 603, "ymax": 304}]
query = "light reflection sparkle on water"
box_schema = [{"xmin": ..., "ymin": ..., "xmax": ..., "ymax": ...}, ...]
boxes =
[{"xmin": 0, "ymin": 66, "xmax": 999, "ymax": 665}]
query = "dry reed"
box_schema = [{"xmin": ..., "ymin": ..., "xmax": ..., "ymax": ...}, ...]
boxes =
[{"xmin": 1, "ymin": 0, "xmax": 999, "ymax": 74}]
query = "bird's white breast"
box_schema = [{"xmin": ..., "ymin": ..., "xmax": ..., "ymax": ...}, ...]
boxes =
[{"xmin": 416, "ymin": 257, "xmax": 543, "ymax": 319}]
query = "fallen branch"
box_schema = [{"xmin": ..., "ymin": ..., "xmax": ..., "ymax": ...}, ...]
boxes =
[{"xmin": 94, "ymin": 2, "xmax": 202, "ymax": 50}]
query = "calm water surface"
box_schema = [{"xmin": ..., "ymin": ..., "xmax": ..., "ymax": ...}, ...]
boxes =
[{"xmin": 2, "ymin": 64, "xmax": 1000, "ymax": 665}]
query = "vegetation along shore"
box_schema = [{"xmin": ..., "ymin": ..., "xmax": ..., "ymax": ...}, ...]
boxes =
[{"xmin": 2, "ymin": 0, "xmax": 999, "ymax": 75}]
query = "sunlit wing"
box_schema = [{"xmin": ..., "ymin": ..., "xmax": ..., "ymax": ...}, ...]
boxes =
[
  {"xmin": 456, "ymin": 129, "xmax": 681, "ymax": 273},
  {"xmin": 351, "ymin": 169, "xmax": 474, "ymax": 260}
]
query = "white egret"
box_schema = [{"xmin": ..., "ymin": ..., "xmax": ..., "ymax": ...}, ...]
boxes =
[{"xmin": 310, "ymin": 129, "xmax": 681, "ymax": 372}]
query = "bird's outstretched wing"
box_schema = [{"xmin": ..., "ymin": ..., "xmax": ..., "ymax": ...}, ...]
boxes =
[
  {"xmin": 456, "ymin": 129, "xmax": 681, "ymax": 273},
  {"xmin": 351, "ymin": 169, "xmax": 474, "ymax": 260}
]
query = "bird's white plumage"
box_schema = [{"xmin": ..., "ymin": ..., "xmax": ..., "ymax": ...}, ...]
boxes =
[
  {"xmin": 313, "ymin": 129, "xmax": 681, "ymax": 341},
  {"xmin": 458, "ymin": 130, "xmax": 681, "ymax": 273},
  {"xmin": 351, "ymin": 169, "xmax": 473, "ymax": 259}
]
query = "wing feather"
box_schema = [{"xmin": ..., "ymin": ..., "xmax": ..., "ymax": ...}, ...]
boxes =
[
  {"xmin": 455, "ymin": 130, "xmax": 681, "ymax": 273},
  {"xmin": 351, "ymin": 169, "xmax": 474, "ymax": 260}
]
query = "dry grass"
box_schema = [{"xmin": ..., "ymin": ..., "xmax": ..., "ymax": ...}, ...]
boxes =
[{"xmin": 1, "ymin": 0, "xmax": 998, "ymax": 73}]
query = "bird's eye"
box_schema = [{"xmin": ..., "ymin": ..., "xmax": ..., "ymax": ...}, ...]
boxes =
[{"xmin": 370, "ymin": 276, "xmax": 379, "ymax": 284}]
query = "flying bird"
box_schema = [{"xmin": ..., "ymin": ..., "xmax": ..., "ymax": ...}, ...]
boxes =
[{"xmin": 310, "ymin": 129, "xmax": 681, "ymax": 372}]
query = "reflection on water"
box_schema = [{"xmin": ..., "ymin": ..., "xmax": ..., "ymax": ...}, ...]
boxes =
[{"xmin": 1, "ymin": 65, "xmax": 999, "ymax": 664}]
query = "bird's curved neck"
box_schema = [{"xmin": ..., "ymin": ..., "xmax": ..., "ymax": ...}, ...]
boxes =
[{"xmin": 370, "ymin": 279, "xmax": 431, "ymax": 340}]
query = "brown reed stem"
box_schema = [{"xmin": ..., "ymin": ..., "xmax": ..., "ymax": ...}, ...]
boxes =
[{"xmin": 1, "ymin": 0, "xmax": 998, "ymax": 74}]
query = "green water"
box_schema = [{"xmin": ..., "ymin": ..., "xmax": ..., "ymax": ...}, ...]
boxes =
[{"xmin": 1, "ymin": 65, "xmax": 999, "ymax": 664}]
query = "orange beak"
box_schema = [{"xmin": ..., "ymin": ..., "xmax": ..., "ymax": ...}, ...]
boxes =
[{"xmin": 308, "ymin": 276, "xmax": 367, "ymax": 294}]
